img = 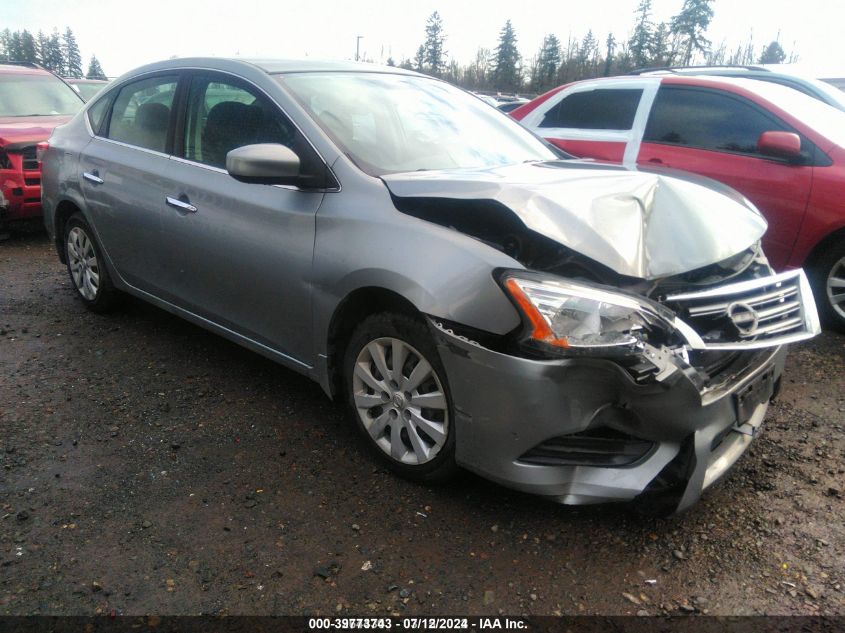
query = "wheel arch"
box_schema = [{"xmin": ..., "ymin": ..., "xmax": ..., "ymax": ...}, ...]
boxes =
[
  {"xmin": 53, "ymin": 198, "xmax": 85, "ymax": 263},
  {"xmin": 803, "ymin": 224, "xmax": 845, "ymax": 271},
  {"xmin": 324, "ymin": 286, "xmax": 423, "ymax": 400}
]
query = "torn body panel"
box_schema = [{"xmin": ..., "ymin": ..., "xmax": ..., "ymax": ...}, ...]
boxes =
[{"xmin": 383, "ymin": 160, "xmax": 768, "ymax": 280}]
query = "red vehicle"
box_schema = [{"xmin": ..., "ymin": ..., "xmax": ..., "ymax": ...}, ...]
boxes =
[
  {"xmin": 0, "ymin": 62, "xmax": 84, "ymax": 226},
  {"xmin": 512, "ymin": 75, "xmax": 845, "ymax": 330}
]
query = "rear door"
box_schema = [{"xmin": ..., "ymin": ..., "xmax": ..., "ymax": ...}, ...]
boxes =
[
  {"xmin": 637, "ymin": 85, "xmax": 814, "ymax": 268},
  {"xmin": 153, "ymin": 71, "xmax": 328, "ymax": 365},
  {"xmin": 518, "ymin": 79, "xmax": 656, "ymax": 164},
  {"xmin": 78, "ymin": 73, "xmax": 181, "ymax": 292}
]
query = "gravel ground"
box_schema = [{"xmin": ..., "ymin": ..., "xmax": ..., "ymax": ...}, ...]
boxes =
[{"xmin": 1, "ymin": 226, "xmax": 844, "ymax": 617}]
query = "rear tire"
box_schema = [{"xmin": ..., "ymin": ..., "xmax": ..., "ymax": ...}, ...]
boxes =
[
  {"xmin": 810, "ymin": 240, "xmax": 845, "ymax": 333},
  {"xmin": 63, "ymin": 213, "xmax": 116, "ymax": 313},
  {"xmin": 343, "ymin": 312, "xmax": 458, "ymax": 484}
]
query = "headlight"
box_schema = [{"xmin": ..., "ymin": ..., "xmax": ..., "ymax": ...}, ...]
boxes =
[{"xmin": 502, "ymin": 274, "xmax": 671, "ymax": 352}]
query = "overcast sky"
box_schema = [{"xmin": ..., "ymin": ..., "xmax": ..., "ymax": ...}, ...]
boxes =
[{"xmin": 4, "ymin": 0, "xmax": 844, "ymax": 77}]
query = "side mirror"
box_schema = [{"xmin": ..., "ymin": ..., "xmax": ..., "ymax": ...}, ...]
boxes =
[
  {"xmin": 226, "ymin": 143, "xmax": 301, "ymax": 185},
  {"xmin": 757, "ymin": 131, "xmax": 802, "ymax": 162}
]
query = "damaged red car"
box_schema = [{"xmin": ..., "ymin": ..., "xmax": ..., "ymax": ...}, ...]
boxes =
[{"xmin": 0, "ymin": 62, "xmax": 84, "ymax": 227}]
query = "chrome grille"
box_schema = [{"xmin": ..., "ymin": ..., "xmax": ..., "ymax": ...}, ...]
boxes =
[{"xmin": 665, "ymin": 270, "xmax": 820, "ymax": 350}]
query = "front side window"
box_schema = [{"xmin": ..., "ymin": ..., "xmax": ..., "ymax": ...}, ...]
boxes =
[
  {"xmin": 106, "ymin": 75, "xmax": 178, "ymax": 153},
  {"xmin": 644, "ymin": 87, "xmax": 789, "ymax": 156},
  {"xmin": 183, "ymin": 77, "xmax": 297, "ymax": 169},
  {"xmin": 0, "ymin": 73, "xmax": 83, "ymax": 117},
  {"xmin": 279, "ymin": 72, "xmax": 556, "ymax": 176},
  {"xmin": 540, "ymin": 89, "xmax": 643, "ymax": 130}
]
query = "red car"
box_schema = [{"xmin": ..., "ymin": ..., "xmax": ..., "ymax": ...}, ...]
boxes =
[
  {"xmin": 0, "ymin": 62, "xmax": 84, "ymax": 226},
  {"xmin": 512, "ymin": 75, "xmax": 845, "ymax": 330}
]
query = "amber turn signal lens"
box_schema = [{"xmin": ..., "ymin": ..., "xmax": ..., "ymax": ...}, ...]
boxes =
[{"xmin": 504, "ymin": 278, "xmax": 570, "ymax": 348}]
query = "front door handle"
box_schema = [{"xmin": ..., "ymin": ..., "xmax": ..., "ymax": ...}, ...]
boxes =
[
  {"xmin": 647, "ymin": 158, "xmax": 664, "ymax": 165},
  {"xmin": 82, "ymin": 170, "xmax": 104, "ymax": 184},
  {"xmin": 166, "ymin": 195, "xmax": 198, "ymax": 213}
]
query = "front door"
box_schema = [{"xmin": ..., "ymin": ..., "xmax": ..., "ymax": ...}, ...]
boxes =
[{"xmin": 154, "ymin": 72, "xmax": 326, "ymax": 365}]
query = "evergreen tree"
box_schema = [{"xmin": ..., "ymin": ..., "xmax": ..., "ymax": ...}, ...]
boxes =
[
  {"xmin": 758, "ymin": 41, "xmax": 786, "ymax": 64},
  {"xmin": 386, "ymin": 56, "xmax": 395, "ymax": 67},
  {"xmin": 7, "ymin": 32, "xmax": 23, "ymax": 61},
  {"xmin": 41, "ymin": 29, "xmax": 65, "ymax": 73},
  {"xmin": 422, "ymin": 11, "xmax": 446, "ymax": 76},
  {"xmin": 0, "ymin": 29, "xmax": 12, "ymax": 61},
  {"xmin": 413, "ymin": 45, "xmax": 425, "ymax": 73},
  {"xmin": 534, "ymin": 34, "xmax": 561, "ymax": 91},
  {"xmin": 493, "ymin": 20, "xmax": 521, "ymax": 92},
  {"xmin": 650, "ymin": 22, "xmax": 675, "ymax": 66},
  {"xmin": 63, "ymin": 28, "xmax": 83, "ymax": 78},
  {"xmin": 577, "ymin": 29, "xmax": 599, "ymax": 76},
  {"xmin": 36, "ymin": 30, "xmax": 49, "ymax": 65},
  {"xmin": 604, "ymin": 33, "xmax": 616, "ymax": 76},
  {"xmin": 670, "ymin": 0, "xmax": 714, "ymax": 65},
  {"xmin": 86, "ymin": 55, "xmax": 107, "ymax": 80},
  {"xmin": 629, "ymin": 0, "xmax": 653, "ymax": 68},
  {"xmin": 19, "ymin": 30, "xmax": 39, "ymax": 63}
]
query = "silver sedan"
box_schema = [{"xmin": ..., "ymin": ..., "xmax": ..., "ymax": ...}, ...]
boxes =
[{"xmin": 41, "ymin": 58, "xmax": 819, "ymax": 513}]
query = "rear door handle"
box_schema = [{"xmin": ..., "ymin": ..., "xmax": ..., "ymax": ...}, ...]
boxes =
[
  {"xmin": 166, "ymin": 195, "xmax": 198, "ymax": 213},
  {"xmin": 82, "ymin": 171, "xmax": 104, "ymax": 184},
  {"xmin": 647, "ymin": 158, "xmax": 664, "ymax": 165}
]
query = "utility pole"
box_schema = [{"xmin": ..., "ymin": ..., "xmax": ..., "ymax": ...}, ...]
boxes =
[{"xmin": 356, "ymin": 35, "xmax": 363, "ymax": 61}]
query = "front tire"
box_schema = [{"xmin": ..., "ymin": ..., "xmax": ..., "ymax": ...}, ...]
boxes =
[
  {"xmin": 343, "ymin": 312, "xmax": 458, "ymax": 483},
  {"xmin": 811, "ymin": 241, "xmax": 845, "ymax": 332},
  {"xmin": 64, "ymin": 213, "xmax": 116, "ymax": 312}
]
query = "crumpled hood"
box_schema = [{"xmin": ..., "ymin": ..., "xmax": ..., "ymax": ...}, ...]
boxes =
[
  {"xmin": 382, "ymin": 161, "xmax": 767, "ymax": 280},
  {"xmin": 0, "ymin": 115, "xmax": 73, "ymax": 147}
]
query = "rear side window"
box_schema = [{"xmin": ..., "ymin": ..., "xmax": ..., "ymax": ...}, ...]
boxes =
[
  {"xmin": 540, "ymin": 89, "xmax": 642, "ymax": 130},
  {"xmin": 106, "ymin": 75, "xmax": 178, "ymax": 153},
  {"xmin": 644, "ymin": 87, "xmax": 789, "ymax": 156}
]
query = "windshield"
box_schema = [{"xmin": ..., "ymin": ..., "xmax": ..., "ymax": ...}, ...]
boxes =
[
  {"xmin": 72, "ymin": 81, "xmax": 108, "ymax": 102},
  {"xmin": 0, "ymin": 74, "xmax": 83, "ymax": 116},
  {"xmin": 803, "ymin": 77, "xmax": 845, "ymax": 110},
  {"xmin": 278, "ymin": 72, "xmax": 556, "ymax": 175}
]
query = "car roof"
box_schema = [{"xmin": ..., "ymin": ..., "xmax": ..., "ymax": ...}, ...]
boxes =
[
  {"xmin": 569, "ymin": 72, "xmax": 827, "ymax": 101},
  {"xmin": 244, "ymin": 58, "xmax": 418, "ymax": 75},
  {"xmin": 632, "ymin": 66, "xmax": 845, "ymax": 110},
  {"xmin": 662, "ymin": 73, "xmax": 820, "ymax": 95},
  {"xmin": 0, "ymin": 62, "xmax": 54, "ymax": 76},
  {"xmin": 119, "ymin": 56, "xmax": 420, "ymax": 78}
]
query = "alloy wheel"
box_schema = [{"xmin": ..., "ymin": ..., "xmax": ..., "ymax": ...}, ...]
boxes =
[
  {"xmin": 352, "ymin": 337, "xmax": 449, "ymax": 466},
  {"xmin": 828, "ymin": 255, "xmax": 845, "ymax": 319},
  {"xmin": 67, "ymin": 226, "xmax": 100, "ymax": 301}
]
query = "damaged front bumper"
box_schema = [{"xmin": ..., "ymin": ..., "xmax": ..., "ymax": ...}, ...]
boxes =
[
  {"xmin": 431, "ymin": 320, "xmax": 786, "ymax": 514},
  {"xmin": 1, "ymin": 144, "xmax": 44, "ymax": 223}
]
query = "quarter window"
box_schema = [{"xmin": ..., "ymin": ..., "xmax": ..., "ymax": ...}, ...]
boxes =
[
  {"xmin": 540, "ymin": 89, "xmax": 642, "ymax": 130},
  {"xmin": 183, "ymin": 77, "xmax": 296, "ymax": 169},
  {"xmin": 106, "ymin": 75, "xmax": 178, "ymax": 153},
  {"xmin": 86, "ymin": 95, "xmax": 110, "ymax": 135},
  {"xmin": 643, "ymin": 87, "xmax": 790, "ymax": 156}
]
